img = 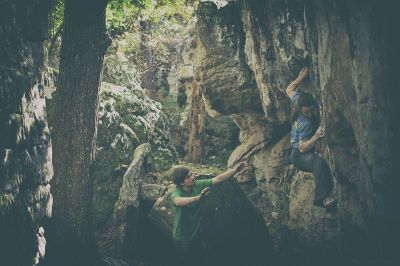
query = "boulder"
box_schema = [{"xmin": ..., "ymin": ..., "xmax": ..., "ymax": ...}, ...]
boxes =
[
  {"xmin": 148, "ymin": 172, "xmax": 273, "ymax": 265},
  {"xmin": 287, "ymin": 171, "xmax": 337, "ymax": 250},
  {"xmin": 140, "ymin": 184, "xmax": 167, "ymax": 203},
  {"xmin": 113, "ymin": 143, "xmax": 150, "ymax": 256},
  {"xmin": 114, "ymin": 144, "xmax": 151, "ymax": 221}
]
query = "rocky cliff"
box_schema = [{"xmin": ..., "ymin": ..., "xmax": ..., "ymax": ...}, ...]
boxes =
[
  {"xmin": 92, "ymin": 83, "xmax": 177, "ymax": 229},
  {"xmin": 0, "ymin": 0, "xmax": 53, "ymax": 265},
  {"xmin": 194, "ymin": 0, "xmax": 398, "ymax": 264}
]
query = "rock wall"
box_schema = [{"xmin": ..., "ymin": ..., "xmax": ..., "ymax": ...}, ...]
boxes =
[
  {"xmin": 92, "ymin": 83, "xmax": 177, "ymax": 229},
  {"xmin": 195, "ymin": 0, "xmax": 398, "ymax": 264},
  {"xmin": 0, "ymin": 0, "xmax": 53, "ymax": 265},
  {"xmin": 114, "ymin": 143, "xmax": 150, "ymax": 257},
  {"xmin": 181, "ymin": 64, "xmax": 240, "ymax": 165},
  {"xmin": 97, "ymin": 143, "xmax": 175, "ymax": 265},
  {"xmin": 165, "ymin": 61, "xmax": 239, "ymax": 165}
]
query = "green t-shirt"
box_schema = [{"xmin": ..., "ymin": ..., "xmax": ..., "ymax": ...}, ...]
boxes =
[{"xmin": 171, "ymin": 179, "xmax": 213, "ymax": 241}]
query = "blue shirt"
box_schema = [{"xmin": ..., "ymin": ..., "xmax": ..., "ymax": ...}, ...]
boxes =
[{"xmin": 290, "ymin": 91, "xmax": 314, "ymax": 149}]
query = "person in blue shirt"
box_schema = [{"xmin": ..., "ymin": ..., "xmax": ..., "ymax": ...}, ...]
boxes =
[{"xmin": 286, "ymin": 67, "xmax": 336, "ymax": 208}]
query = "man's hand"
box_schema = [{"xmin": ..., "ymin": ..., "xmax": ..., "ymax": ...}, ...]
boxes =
[
  {"xmin": 211, "ymin": 161, "xmax": 248, "ymax": 185},
  {"xmin": 299, "ymin": 126, "xmax": 325, "ymax": 153},
  {"xmin": 297, "ymin": 66, "xmax": 308, "ymax": 82},
  {"xmin": 314, "ymin": 126, "xmax": 325, "ymax": 139},
  {"xmin": 199, "ymin": 187, "xmax": 211, "ymax": 199},
  {"xmin": 234, "ymin": 161, "xmax": 248, "ymax": 173}
]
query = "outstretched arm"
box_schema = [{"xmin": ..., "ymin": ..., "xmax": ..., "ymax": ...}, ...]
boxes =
[
  {"xmin": 173, "ymin": 187, "xmax": 210, "ymax": 207},
  {"xmin": 286, "ymin": 67, "xmax": 308, "ymax": 99},
  {"xmin": 212, "ymin": 161, "xmax": 247, "ymax": 185}
]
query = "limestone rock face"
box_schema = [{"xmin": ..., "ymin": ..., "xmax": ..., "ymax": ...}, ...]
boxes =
[
  {"xmin": 113, "ymin": 143, "xmax": 151, "ymax": 255},
  {"xmin": 115, "ymin": 144, "xmax": 151, "ymax": 221},
  {"xmin": 195, "ymin": 2, "xmax": 263, "ymax": 116},
  {"xmin": 140, "ymin": 184, "xmax": 167, "ymax": 202},
  {"xmin": 195, "ymin": 0, "xmax": 398, "ymax": 263},
  {"xmin": 203, "ymin": 113, "xmax": 239, "ymax": 166},
  {"xmin": 97, "ymin": 83, "xmax": 177, "ymax": 172},
  {"xmin": 287, "ymin": 172, "xmax": 337, "ymax": 247},
  {"xmin": 0, "ymin": 0, "xmax": 53, "ymax": 265},
  {"xmin": 92, "ymin": 83, "xmax": 177, "ymax": 228}
]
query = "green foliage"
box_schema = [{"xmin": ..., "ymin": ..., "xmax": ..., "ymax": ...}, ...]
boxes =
[
  {"xmin": 45, "ymin": 0, "xmax": 193, "ymax": 48},
  {"xmin": 106, "ymin": 0, "xmax": 193, "ymax": 36},
  {"xmin": 48, "ymin": 0, "xmax": 64, "ymax": 39},
  {"xmin": 46, "ymin": 0, "xmax": 191, "ymax": 40},
  {"xmin": 106, "ymin": 0, "xmax": 142, "ymax": 37},
  {"xmin": 103, "ymin": 0, "xmax": 195, "ymax": 93}
]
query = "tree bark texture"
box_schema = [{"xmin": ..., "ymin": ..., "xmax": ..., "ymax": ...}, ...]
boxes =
[
  {"xmin": 51, "ymin": 0, "xmax": 109, "ymax": 247},
  {"xmin": 187, "ymin": 80, "xmax": 205, "ymax": 162}
]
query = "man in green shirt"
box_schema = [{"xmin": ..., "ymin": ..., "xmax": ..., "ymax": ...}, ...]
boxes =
[{"xmin": 170, "ymin": 161, "xmax": 247, "ymax": 266}]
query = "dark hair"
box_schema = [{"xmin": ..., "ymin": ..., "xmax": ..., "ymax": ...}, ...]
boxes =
[
  {"xmin": 298, "ymin": 92, "xmax": 315, "ymax": 108},
  {"xmin": 291, "ymin": 92, "xmax": 316, "ymax": 124},
  {"xmin": 171, "ymin": 166, "xmax": 190, "ymax": 186}
]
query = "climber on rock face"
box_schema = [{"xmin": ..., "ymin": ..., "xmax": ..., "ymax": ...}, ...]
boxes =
[
  {"xmin": 170, "ymin": 161, "xmax": 247, "ymax": 266},
  {"xmin": 286, "ymin": 66, "xmax": 336, "ymax": 208}
]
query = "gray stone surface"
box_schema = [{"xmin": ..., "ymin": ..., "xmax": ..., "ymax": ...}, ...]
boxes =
[
  {"xmin": 140, "ymin": 183, "xmax": 167, "ymax": 202},
  {"xmin": 92, "ymin": 83, "xmax": 178, "ymax": 229},
  {"xmin": 113, "ymin": 143, "xmax": 150, "ymax": 255},
  {"xmin": 115, "ymin": 144, "xmax": 151, "ymax": 220},
  {"xmin": 195, "ymin": 0, "xmax": 397, "ymax": 262},
  {"xmin": 0, "ymin": 0, "xmax": 53, "ymax": 265}
]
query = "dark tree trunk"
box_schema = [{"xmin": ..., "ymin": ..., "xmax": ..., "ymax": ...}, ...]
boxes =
[
  {"xmin": 187, "ymin": 80, "xmax": 205, "ymax": 162},
  {"xmin": 51, "ymin": 0, "xmax": 109, "ymax": 254}
]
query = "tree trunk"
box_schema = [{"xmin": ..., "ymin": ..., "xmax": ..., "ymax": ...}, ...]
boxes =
[
  {"xmin": 51, "ymin": 0, "xmax": 109, "ymax": 252},
  {"xmin": 187, "ymin": 80, "xmax": 206, "ymax": 162}
]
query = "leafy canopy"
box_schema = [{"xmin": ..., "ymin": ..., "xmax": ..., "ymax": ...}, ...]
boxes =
[{"xmin": 106, "ymin": 0, "xmax": 192, "ymax": 37}]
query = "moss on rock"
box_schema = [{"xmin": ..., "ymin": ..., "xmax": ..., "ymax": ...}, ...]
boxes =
[{"xmin": 92, "ymin": 83, "xmax": 177, "ymax": 229}]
